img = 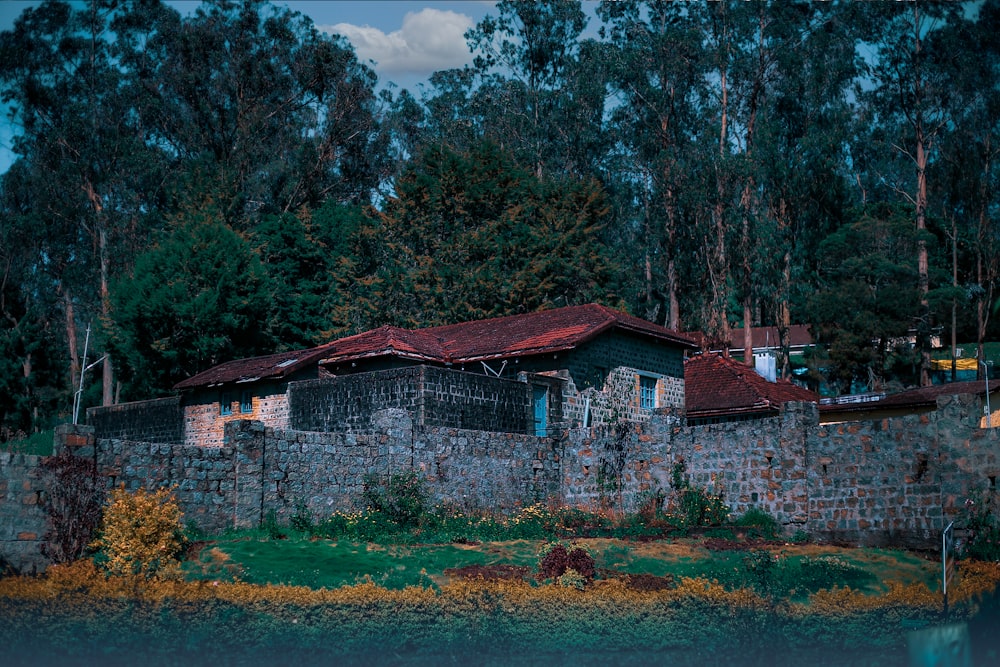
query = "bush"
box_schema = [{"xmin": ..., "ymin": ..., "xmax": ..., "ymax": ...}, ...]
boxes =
[
  {"xmin": 962, "ymin": 490, "xmax": 1000, "ymax": 562},
  {"xmin": 668, "ymin": 460, "xmax": 730, "ymax": 529},
  {"xmin": 94, "ymin": 486, "xmax": 186, "ymax": 580},
  {"xmin": 537, "ymin": 542, "xmax": 595, "ymax": 583},
  {"xmin": 40, "ymin": 449, "xmax": 104, "ymax": 564},
  {"xmin": 735, "ymin": 507, "xmax": 781, "ymax": 540},
  {"xmin": 362, "ymin": 471, "xmax": 428, "ymax": 530}
]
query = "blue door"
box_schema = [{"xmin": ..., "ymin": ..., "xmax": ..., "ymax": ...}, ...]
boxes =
[{"xmin": 533, "ymin": 387, "xmax": 548, "ymax": 437}]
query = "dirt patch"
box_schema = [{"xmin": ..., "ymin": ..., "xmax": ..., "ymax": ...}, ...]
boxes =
[
  {"xmin": 600, "ymin": 569, "xmax": 677, "ymax": 591},
  {"xmin": 703, "ymin": 537, "xmax": 784, "ymax": 552},
  {"xmin": 183, "ymin": 540, "xmax": 211, "ymax": 561},
  {"xmin": 444, "ymin": 564, "xmax": 530, "ymax": 581}
]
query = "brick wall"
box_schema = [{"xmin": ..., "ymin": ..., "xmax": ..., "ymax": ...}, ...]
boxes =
[
  {"xmin": 289, "ymin": 367, "xmax": 531, "ymax": 434},
  {"xmin": 182, "ymin": 382, "xmax": 291, "ymax": 447},
  {"xmin": 87, "ymin": 397, "xmax": 184, "ymax": 444}
]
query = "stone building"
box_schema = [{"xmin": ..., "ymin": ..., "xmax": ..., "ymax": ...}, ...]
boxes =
[{"xmin": 90, "ymin": 304, "xmax": 698, "ymax": 446}]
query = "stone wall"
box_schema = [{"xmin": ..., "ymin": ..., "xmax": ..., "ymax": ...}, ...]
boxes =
[
  {"xmin": 87, "ymin": 396, "xmax": 184, "ymax": 445},
  {"xmin": 289, "ymin": 367, "xmax": 531, "ymax": 434},
  {"xmin": 87, "ymin": 414, "xmax": 558, "ymax": 529},
  {"xmin": 96, "ymin": 421, "xmax": 263, "ymax": 533},
  {"xmin": 0, "ymin": 451, "xmax": 48, "ymax": 574},
  {"xmin": 562, "ymin": 396, "xmax": 1000, "ymax": 547},
  {"xmin": 5, "ymin": 391, "xmax": 1000, "ymax": 573}
]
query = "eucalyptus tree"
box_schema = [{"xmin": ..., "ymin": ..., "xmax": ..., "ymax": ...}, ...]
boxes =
[
  {"xmin": 927, "ymin": 2, "xmax": 1000, "ymax": 376},
  {"xmin": 421, "ymin": 0, "xmax": 610, "ymax": 184},
  {"xmin": 125, "ymin": 0, "xmax": 386, "ymax": 228},
  {"xmin": 597, "ymin": 0, "xmax": 706, "ymax": 330},
  {"xmin": 0, "ymin": 0, "xmax": 159, "ymax": 409},
  {"xmin": 732, "ymin": 1, "xmax": 862, "ymax": 376},
  {"xmin": 857, "ymin": 1, "xmax": 967, "ymax": 385}
]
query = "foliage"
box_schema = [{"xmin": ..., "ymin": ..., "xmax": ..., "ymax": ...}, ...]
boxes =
[
  {"xmin": 360, "ymin": 470, "xmax": 428, "ymax": 530},
  {"xmin": 109, "ymin": 211, "xmax": 273, "ymax": 398},
  {"xmin": 0, "ymin": 0, "xmax": 998, "ymax": 431},
  {"xmin": 961, "ymin": 490, "xmax": 1000, "ymax": 562},
  {"xmin": 1, "ymin": 429, "xmax": 54, "ymax": 455},
  {"xmin": 808, "ymin": 204, "xmax": 925, "ymax": 393},
  {"xmin": 735, "ymin": 507, "xmax": 781, "ymax": 540},
  {"xmin": 341, "ymin": 142, "xmax": 624, "ymax": 330},
  {"xmin": 94, "ymin": 486, "xmax": 186, "ymax": 580},
  {"xmin": 40, "ymin": 449, "xmax": 104, "ymax": 564},
  {"xmin": 1, "ymin": 558, "xmax": 996, "ymax": 664},
  {"xmin": 289, "ymin": 501, "xmax": 314, "ymax": 535},
  {"xmin": 667, "ymin": 460, "xmax": 730, "ymax": 529},
  {"xmin": 537, "ymin": 542, "xmax": 595, "ymax": 583}
]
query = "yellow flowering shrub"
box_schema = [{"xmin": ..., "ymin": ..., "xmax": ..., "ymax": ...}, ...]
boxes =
[{"xmin": 93, "ymin": 486, "xmax": 186, "ymax": 580}]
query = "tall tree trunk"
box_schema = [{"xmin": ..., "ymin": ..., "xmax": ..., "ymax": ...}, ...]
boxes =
[
  {"xmin": 84, "ymin": 179, "xmax": 114, "ymax": 406},
  {"xmin": 63, "ymin": 286, "xmax": 80, "ymax": 392},
  {"xmin": 912, "ymin": 4, "xmax": 932, "ymax": 387},
  {"xmin": 710, "ymin": 53, "xmax": 731, "ymax": 355},
  {"xmin": 976, "ymin": 145, "xmax": 995, "ymax": 379}
]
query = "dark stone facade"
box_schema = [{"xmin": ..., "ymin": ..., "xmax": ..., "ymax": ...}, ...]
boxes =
[
  {"xmin": 87, "ymin": 397, "xmax": 184, "ymax": 445},
  {"xmin": 289, "ymin": 366, "xmax": 533, "ymax": 434}
]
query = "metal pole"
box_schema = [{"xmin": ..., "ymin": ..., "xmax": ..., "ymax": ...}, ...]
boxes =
[
  {"xmin": 73, "ymin": 324, "xmax": 92, "ymax": 425},
  {"xmin": 982, "ymin": 360, "xmax": 992, "ymax": 428}
]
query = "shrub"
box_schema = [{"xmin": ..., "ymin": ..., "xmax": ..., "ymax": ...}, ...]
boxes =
[
  {"xmin": 735, "ymin": 507, "xmax": 781, "ymax": 540},
  {"xmin": 668, "ymin": 460, "xmax": 730, "ymax": 528},
  {"xmin": 362, "ymin": 470, "xmax": 428, "ymax": 530},
  {"xmin": 94, "ymin": 486, "xmax": 186, "ymax": 580},
  {"xmin": 537, "ymin": 542, "xmax": 595, "ymax": 583},
  {"xmin": 290, "ymin": 501, "xmax": 314, "ymax": 535},
  {"xmin": 40, "ymin": 449, "xmax": 104, "ymax": 564},
  {"xmin": 962, "ymin": 490, "xmax": 1000, "ymax": 562}
]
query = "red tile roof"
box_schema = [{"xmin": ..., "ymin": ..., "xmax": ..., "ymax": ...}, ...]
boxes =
[
  {"xmin": 173, "ymin": 341, "xmax": 338, "ymax": 390},
  {"xmin": 174, "ymin": 304, "xmax": 698, "ymax": 390},
  {"xmin": 688, "ymin": 324, "xmax": 813, "ymax": 352},
  {"xmin": 819, "ymin": 380, "xmax": 1000, "ymax": 415},
  {"xmin": 685, "ymin": 353, "xmax": 819, "ymax": 420},
  {"xmin": 319, "ymin": 303, "xmax": 698, "ymax": 366}
]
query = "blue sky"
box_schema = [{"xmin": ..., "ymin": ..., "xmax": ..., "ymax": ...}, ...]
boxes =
[{"xmin": 0, "ymin": 0, "xmax": 501, "ymax": 172}]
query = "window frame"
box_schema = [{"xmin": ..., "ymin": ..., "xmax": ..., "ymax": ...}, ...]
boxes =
[
  {"xmin": 240, "ymin": 390, "xmax": 253, "ymax": 414},
  {"xmin": 220, "ymin": 392, "xmax": 233, "ymax": 416},
  {"xmin": 639, "ymin": 375, "xmax": 658, "ymax": 410}
]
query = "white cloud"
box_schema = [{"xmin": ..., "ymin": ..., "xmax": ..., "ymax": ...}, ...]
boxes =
[{"xmin": 322, "ymin": 8, "xmax": 474, "ymax": 77}]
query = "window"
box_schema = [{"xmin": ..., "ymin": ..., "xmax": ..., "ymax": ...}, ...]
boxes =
[
  {"xmin": 220, "ymin": 392, "xmax": 233, "ymax": 416},
  {"xmin": 240, "ymin": 390, "xmax": 253, "ymax": 414},
  {"xmin": 639, "ymin": 375, "xmax": 658, "ymax": 410}
]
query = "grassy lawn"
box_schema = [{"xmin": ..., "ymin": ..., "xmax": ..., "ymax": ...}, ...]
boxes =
[{"xmin": 185, "ymin": 533, "xmax": 942, "ymax": 602}]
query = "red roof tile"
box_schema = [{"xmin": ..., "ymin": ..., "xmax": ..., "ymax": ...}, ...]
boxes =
[
  {"xmin": 319, "ymin": 303, "xmax": 698, "ymax": 366},
  {"xmin": 685, "ymin": 353, "xmax": 819, "ymax": 420},
  {"xmin": 175, "ymin": 304, "xmax": 698, "ymax": 390},
  {"xmin": 688, "ymin": 324, "xmax": 813, "ymax": 352},
  {"xmin": 173, "ymin": 341, "xmax": 338, "ymax": 390},
  {"xmin": 321, "ymin": 326, "xmax": 448, "ymax": 364},
  {"xmin": 819, "ymin": 380, "xmax": 1000, "ymax": 415}
]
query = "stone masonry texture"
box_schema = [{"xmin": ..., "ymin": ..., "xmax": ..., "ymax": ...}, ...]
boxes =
[{"xmin": 4, "ymin": 392, "xmax": 1000, "ymax": 571}]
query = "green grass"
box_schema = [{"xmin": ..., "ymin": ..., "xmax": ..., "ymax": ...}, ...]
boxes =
[
  {"xmin": 187, "ymin": 534, "xmax": 938, "ymax": 599},
  {"xmin": 0, "ymin": 429, "xmax": 54, "ymax": 456}
]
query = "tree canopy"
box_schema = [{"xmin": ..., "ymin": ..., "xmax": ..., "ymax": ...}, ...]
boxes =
[{"xmin": 1, "ymin": 0, "xmax": 998, "ymax": 436}]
